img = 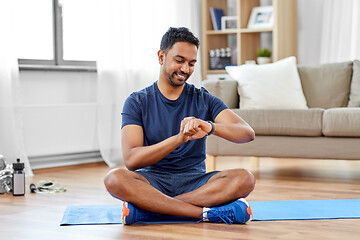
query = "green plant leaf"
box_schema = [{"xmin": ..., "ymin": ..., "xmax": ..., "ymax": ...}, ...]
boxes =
[{"xmin": 258, "ymin": 48, "xmax": 272, "ymax": 57}]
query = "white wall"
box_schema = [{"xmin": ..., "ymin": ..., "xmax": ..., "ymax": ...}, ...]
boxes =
[
  {"xmin": 20, "ymin": 71, "xmax": 97, "ymax": 105},
  {"xmin": 19, "ymin": 70, "xmax": 99, "ymax": 159}
]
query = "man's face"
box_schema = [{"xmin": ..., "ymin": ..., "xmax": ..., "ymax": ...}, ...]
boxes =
[{"xmin": 159, "ymin": 41, "xmax": 198, "ymax": 87}]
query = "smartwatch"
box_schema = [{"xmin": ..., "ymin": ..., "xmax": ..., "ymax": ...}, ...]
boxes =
[{"xmin": 207, "ymin": 121, "xmax": 215, "ymax": 136}]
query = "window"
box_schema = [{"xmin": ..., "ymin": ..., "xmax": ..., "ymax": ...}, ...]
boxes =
[
  {"xmin": 15, "ymin": 0, "xmax": 53, "ymax": 61},
  {"xmin": 17, "ymin": 0, "xmax": 97, "ymax": 70}
]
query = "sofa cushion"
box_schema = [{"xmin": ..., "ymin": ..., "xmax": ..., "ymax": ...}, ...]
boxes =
[
  {"xmin": 348, "ymin": 60, "xmax": 360, "ymax": 107},
  {"xmin": 322, "ymin": 108, "xmax": 360, "ymax": 137},
  {"xmin": 297, "ymin": 61, "xmax": 353, "ymax": 109},
  {"xmin": 202, "ymin": 79, "xmax": 239, "ymax": 109},
  {"xmin": 226, "ymin": 57, "xmax": 308, "ymax": 109},
  {"xmin": 233, "ymin": 108, "xmax": 323, "ymax": 136}
]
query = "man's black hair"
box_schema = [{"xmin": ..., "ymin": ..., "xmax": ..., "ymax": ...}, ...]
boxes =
[{"xmin": 160, "ymin": 27, "xmax": 200, "ymax": 52}]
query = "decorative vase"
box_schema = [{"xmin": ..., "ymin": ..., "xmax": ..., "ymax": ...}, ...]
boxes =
[{"xmin": 257, "ymin": 57, "xmax": 272, "ymax": 65}]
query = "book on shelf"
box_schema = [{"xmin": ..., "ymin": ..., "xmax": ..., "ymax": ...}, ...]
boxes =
[{"xmin": 210, "ymin": 7, "xmax": 225, "ymax": 31}]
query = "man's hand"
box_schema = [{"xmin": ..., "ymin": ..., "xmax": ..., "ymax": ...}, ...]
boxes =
[{"xmin": 180, "ymin": 117, "xmax": 213, "ymax": 141}]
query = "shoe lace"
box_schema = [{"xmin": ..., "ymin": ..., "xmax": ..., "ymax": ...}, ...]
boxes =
[{"xmin": 197, "ymin": 208, "xmax": 234, "ymax": 225}]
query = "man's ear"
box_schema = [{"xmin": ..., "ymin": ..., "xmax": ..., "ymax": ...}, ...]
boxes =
[{"xmin": 158, "ymin": 50, "xmax": 165, "ymax": 65}]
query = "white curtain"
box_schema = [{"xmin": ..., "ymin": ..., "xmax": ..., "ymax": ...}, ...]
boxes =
[
  {"xmin": 320, "ymin": 0, "xmax": 360, "ymax": 63},
  {"xmin": 96, "ymin": 0, "xmax": 202, "ymax": 167},
  {"xmin": 0, "ymin": 2, "xmax": 33, "ymax": 176}
]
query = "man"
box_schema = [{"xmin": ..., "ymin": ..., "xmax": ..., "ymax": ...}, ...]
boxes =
[{"xmin": 104, "ymin": 27, "xmax": 255, "ymax": 225}]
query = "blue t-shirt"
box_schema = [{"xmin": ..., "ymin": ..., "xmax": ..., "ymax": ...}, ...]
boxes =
[{"xmin": 121, "ymin": 82, "xmax": 228, "ymax": 174}]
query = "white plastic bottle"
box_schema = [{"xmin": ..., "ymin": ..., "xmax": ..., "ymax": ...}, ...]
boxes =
[{"xmin": 12, "ymin": 158, "xmax": 25, "ymax": 196}]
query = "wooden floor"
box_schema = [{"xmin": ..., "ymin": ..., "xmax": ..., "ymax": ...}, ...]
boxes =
[{"xmin": 1, "ymin": 157, "xmax": 360, "ymax": 240}]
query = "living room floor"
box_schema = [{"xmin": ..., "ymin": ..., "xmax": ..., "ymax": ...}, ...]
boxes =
[{"xmin": 1, "ymin": 158, "xmax": 359, "ymax": 240}]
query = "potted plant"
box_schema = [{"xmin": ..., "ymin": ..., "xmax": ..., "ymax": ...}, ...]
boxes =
[{"xmin": 257, "ymin": 48, "xmax": 272, "ymax": 64}]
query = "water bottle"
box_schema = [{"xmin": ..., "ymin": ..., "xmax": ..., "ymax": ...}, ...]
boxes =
[{"xmin": 12, "ymin": 158, "xmax": 25, "ymax": 196}]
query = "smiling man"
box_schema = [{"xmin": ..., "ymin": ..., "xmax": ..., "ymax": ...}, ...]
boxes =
[{"xmin": 104, "ymin": 27, "xmax": 256, "ymax": 225}]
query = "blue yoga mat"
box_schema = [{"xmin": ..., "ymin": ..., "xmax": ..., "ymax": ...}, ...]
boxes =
[
  {"xmin": 60, "ymin": 199, "xmax": 360, "ymax": 226},
  {"xmin": 249, "ymin": 199, "xmax": 360, "ymax": 221}
]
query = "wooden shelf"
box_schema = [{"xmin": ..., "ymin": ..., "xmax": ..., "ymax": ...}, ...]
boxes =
[
  {"xmin": 201, "ymin": 0, "xmax": 298, "ymax": 79},
  {"xmin": 206, "ymin": 30, "xmax": 239, "ymax": 35},
  {"xmin": 207, "ymin": 69, "xmax": 228, "ymax": 75},
  {"xmin": 240, "ymin": 28, "xmax": 273, "ymax": 33}
]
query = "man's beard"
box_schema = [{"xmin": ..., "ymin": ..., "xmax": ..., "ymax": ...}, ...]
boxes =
[{"xmin": 167, "ymin": 71, "xmax": 189, "ymax": 87}]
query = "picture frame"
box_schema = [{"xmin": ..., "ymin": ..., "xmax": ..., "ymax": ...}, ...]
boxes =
[
  {"xmin": 247, "ymin": 6, "xmax": 274, "ymax": 29},
  {"xmin": 221, "ymin": 16, "xmax": 238, "ymax": 30}
]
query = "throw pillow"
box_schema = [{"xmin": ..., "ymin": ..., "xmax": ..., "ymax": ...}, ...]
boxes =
[
  {"xmin": 348, "ymin": 60, "xmax": 360, "ymax": 107},
  {"xmin": 225, "ymin": 56, "xmax": 308, "ymax": 109},
  {"xmin": 297, "ymin": 61, "xmax": 353, "ymax": 109}
]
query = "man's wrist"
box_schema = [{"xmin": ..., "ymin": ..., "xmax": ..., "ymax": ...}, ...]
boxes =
[{"xmin": 206, "ymin": 121, "xmax": 215, "ymax": 136}]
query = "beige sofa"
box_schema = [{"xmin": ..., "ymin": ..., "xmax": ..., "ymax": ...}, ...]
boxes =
[{"xmin": 203, "ymin": 60, "xmax": 360, "ymax": 163}]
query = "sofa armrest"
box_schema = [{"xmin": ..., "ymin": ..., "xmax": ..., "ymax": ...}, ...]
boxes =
[{"xmin": 202, "ymin": 80, "xmax": 239, "ymax": 109}]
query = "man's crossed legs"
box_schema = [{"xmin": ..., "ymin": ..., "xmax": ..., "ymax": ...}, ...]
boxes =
[{"xmin": 104, "ymin": 168, "xmax": 255, "ymax": 225}]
